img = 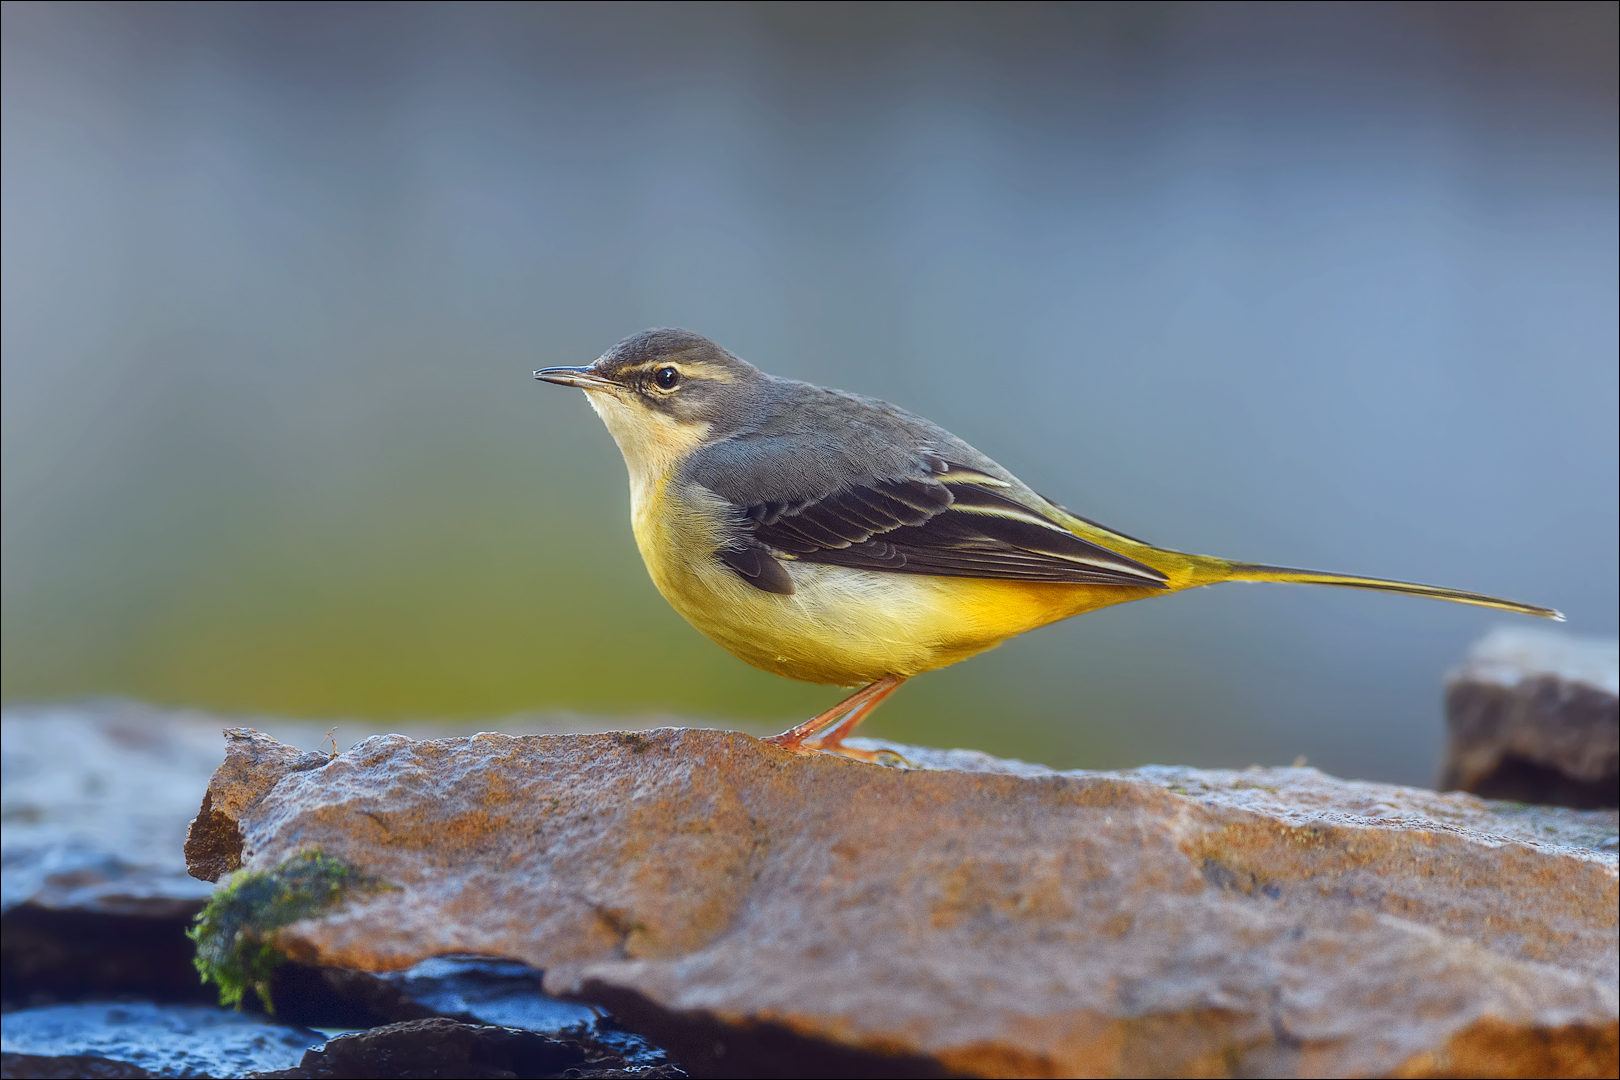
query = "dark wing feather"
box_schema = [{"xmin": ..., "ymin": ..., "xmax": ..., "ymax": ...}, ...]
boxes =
[
  {"xmin": 680, "ymin": 385, "xmax": 1165, "ymax": 593},
  {"xmin": 716, "ymin": 540, "xmax": 797, "ymax": 595},
  {"xmin": 733, "ymin": 470, "xmax": 1167, "ymax": 591}
]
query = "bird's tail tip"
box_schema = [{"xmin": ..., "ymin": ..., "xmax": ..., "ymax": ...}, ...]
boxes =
[{"xmin": 1223, "ymin": 562, "xmax": 1562, "ymax": 621}]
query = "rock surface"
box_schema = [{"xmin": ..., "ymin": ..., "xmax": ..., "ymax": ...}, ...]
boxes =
[
  {"xmin": 2, "ymin": 705, "xmax": 225, "ymax": 1006},
  {"xmin": 253, "ymin": 1016, "xmax": 685, "ymax": 1079},
  {"xmin": 0, "ymin": 1002, "xmax": 320, "ymax": 1078},
  {"xmin": 1, "ymin": 704, "xmax": 223, "ymax": 917},
  {"xmin": 263, "ymin": 957, "xmax": 677, "ymax": 1071},
  {"xmin": 0, "ymin": 705, "xmax": 694, "ymax": 1078},
  {"xmin": 1441, "ymin": 628, "xmax": 1619, "ymax": 808},
  {"xmin": 189, "ymin": 727, "xmax": 1620, "ymax": 1079},
  {"xmin": 0, "ymin": 963, "xmax": 680, "ymax": 1079}
]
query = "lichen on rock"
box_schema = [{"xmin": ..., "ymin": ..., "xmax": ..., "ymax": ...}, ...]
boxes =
[{"xmin": 188, "ymin": 850, "xmax": 393, "ymax": 1011}]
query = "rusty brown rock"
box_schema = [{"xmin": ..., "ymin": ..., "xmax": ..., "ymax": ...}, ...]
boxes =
[
  {"xmin": 1441, "ymin": 628, "xmax": 1619, "ymax": 809},
  {"xmin": 192, "ymin": 727, "xmax": 1620, "ymax": 1079},
  {"xmin": 185, "ymin": 727, "xmax": 331, "ymax": 880}
]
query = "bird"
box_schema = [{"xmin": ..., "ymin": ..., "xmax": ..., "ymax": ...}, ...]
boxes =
[{"xmin": 536, "ymin": 328, "xmax": 1560, "ymax": 761}]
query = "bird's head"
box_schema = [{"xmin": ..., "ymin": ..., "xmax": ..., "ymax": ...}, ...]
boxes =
[{"xmin": 536, "ymin": 328, "xmax": 764, "ymax": 482}]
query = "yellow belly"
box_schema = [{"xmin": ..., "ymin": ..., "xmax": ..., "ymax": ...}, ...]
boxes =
[{"xmin": 631, "ymin": 478, "xmax": 1162, "ymax": 686}]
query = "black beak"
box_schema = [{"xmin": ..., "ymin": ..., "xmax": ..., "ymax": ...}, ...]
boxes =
[{"xmin": 534, "ymin": 366, "xmax": 615, "ymax": 390}]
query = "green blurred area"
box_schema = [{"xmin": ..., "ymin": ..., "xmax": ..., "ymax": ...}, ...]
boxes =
[{"xmin": 3, "ymin": 2, "xmax": 1615, "ymax": 782}]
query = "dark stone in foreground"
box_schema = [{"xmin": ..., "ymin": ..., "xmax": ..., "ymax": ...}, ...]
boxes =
[
  {"xmin": 265, "ymin": 958, "xmax": 675, "ymax": 1072},
  {"xmin": 0, "ymin": 905, "xmax": 213, "ymax": 1009},
  {"xmin": 1442, "ymin": 628, "xmax": 1619, "ymax": 808},
  {"xmin": 0, "ymin": 1001, "xmax": 682, "ymax": 1080},
  {"xmin": 0, "ymin": 1053, "xmax": 155, "ymax": 1078},
  {"xmin": 253, "ymin": 1017, "xmax": 684, "ymax": 1079},
  {"xmin": 580, "ymin": 983, "xmax": 951, "ymax": 1079}
]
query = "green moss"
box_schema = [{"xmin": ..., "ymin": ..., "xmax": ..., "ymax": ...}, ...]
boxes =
[{"xmin": 188, "ymin": 849, "xmax": 392, "ymax": 1012}]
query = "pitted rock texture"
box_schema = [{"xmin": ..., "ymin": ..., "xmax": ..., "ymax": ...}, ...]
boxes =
[
  {"xmin": 1441, "ymin": 627, "xmax": 1619, "ymax": 808},
  {"xmin": 189, "ymin": 727, "xmax": 1620, "ymax": 1079}
]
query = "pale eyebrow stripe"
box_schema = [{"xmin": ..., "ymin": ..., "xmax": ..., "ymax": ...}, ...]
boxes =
[{"xmin": 620, "ymin": 360, "xmax": 738, "ymax": 384}]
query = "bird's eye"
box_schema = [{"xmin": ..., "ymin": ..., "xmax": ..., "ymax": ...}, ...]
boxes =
[{"xmin": 652, "ymin": 366, "xmax": 681, "ymax": 391}]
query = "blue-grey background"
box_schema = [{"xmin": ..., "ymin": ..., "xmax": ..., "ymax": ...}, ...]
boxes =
[{"xmin": 4, "ymin": 2, "xmax": 1615, "ymax": 784}]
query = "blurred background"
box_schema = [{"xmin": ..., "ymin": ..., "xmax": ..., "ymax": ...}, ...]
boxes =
[{"xmin": 3, "ymin": 2, "xmax": 1615, "ymax": 785}]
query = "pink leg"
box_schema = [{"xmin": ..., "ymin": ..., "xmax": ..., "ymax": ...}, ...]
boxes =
[{"xmin": 764, "ymin": 676, "xmax": 907, "ymax": 761}]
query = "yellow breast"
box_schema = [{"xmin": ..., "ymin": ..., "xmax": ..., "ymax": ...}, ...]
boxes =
[{"xmin": 630, "ymin": 473, "xmax": 1160, "ymax": 687}]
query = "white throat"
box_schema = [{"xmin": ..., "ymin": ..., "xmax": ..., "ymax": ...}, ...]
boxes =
[{"xmin": 584, "ymin": 390, "xmax": 712, "ymax": 512}]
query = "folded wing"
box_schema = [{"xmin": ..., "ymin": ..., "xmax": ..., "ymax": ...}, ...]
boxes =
[{"xmin": 717, "ymin": 467, "xmax": 1169, "ymax": 594}]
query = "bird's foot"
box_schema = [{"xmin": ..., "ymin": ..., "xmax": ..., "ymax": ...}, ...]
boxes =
[
  {"xmin": 765, "ymin": 732, "xmax": 912, "ymax": 767},
  {"xmin": 764, "ymin": 675, "xmax": 907, "ymax": 764},
  {"xmin": 804, "ymin": 739, "xmax": 913, "ymax": 767}
]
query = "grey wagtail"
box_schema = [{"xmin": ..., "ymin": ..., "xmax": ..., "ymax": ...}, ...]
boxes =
[{"xmin": 537, "ymin": 328, "xmax": 1560, "ymax": 761}]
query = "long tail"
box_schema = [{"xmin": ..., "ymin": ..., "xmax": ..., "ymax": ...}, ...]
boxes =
[{"xmin": 1222, "ymin": 562, "xmax": 1562, "ymax": 620}]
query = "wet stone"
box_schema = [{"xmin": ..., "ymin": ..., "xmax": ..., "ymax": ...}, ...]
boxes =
[
  {"xmin": 366, "ymin": 958, "xmax": 671, "ymax": 1071},
  {"xmin": 1, "ymin": 704, "xmax": 223, "ymax": 917},
  {"xmin": 0, "ymin": 1002, "xmax": 321, "ymax": 1078},
  {"xmin": 0, "ymin": 1052, "xmax": 156, "ymax": 1078},
  {"xmin": 2, "ymin": 705, "xmax": 225, "ymax": 1008},
  {"xmin": 252, "ymin": 1016, "xmax": 685, "ymax": 1079},
  {"xmin": 265, "ymin": 958, "xmax": 674, "ymax": 1072},
  {"xmin": 369, "ymin": 957, "xmax": 595, "ymax": 1030}
]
